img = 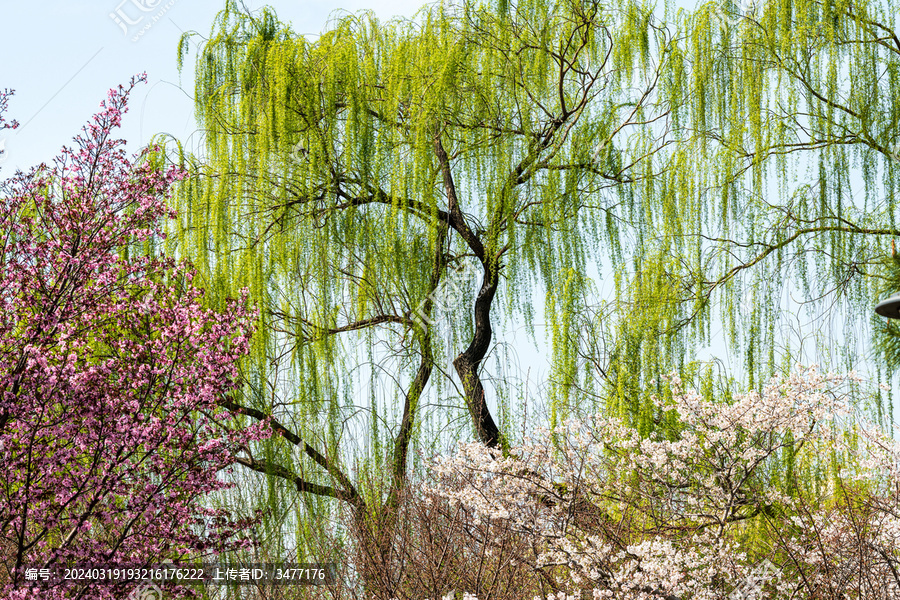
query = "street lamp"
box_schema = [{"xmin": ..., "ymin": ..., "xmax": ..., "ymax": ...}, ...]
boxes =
[{"xmin": 875, "ymin": 293, "xmax": 900, "ymax": 319}]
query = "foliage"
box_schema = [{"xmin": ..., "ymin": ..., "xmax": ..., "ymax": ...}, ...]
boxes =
[
  {"xmin": 159, "ymin": 0, "xmax": 900, "ymax": 590},
  {"xmin": 0, "ymin": 77, "xmax": 266, "ymax": 599},
  {"xmin": 621, "ymin": 0, "xmax": 900, "ymax": 390},
  {"xmin": 167, "ymin": 0, "xmax": 678, "ymax": 566}
]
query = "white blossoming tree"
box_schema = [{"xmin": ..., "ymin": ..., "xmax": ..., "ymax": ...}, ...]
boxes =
[{"xmin": 425, "ymin": 367, "xmax": 900, "ymax": 600}]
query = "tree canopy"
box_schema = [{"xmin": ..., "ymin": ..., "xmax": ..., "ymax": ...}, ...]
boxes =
[
  {"xmin": 168, "ymin": 0, "xmax": 681, "ymax": 558},
  {"xmin": 164, "ymin": 0, "xmax": 900, "ymax": 575},
  {"xmin": 0, "ymin": 78, "xmax": 259, "ymax": 599},
  {"xmin": 654, "ymin": 0, "xmax": 900, "ymax": 395}
]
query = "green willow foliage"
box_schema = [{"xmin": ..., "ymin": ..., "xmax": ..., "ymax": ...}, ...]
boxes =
[
  {"xmin": 162, "ymin": 0, "xmax": 900, "ymax": 573},
  {"xmin": 165, "ymin": 0, "xmax": 679, "ymax": 560},
  {"xmin": 656, "ymin": 0, "xmax": 900, "ymax": 404}
]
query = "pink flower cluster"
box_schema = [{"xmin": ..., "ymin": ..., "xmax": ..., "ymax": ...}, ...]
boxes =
[
  {"xmin": 0, "ymin": 77, "xmax": 266, "ymax": 599},
  {"xmin": 0, "ymin": 88, "xmax": 17, "ymax": 134},
  {"xmin": 427, "ymin": 367, "xmax": 900, "ymax": 599}
]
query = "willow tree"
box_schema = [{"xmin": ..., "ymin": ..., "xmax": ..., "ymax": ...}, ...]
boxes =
[
  {"xmin": 615, "ymin": 0, "xmax": 900, "ymax": 415},
  {"xmin": 166, "ymin": 0, "xmax": 677, "ymax": 571}
]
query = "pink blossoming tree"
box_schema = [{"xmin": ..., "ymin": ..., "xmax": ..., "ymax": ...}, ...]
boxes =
[{"xmin": 0, "ymin": 77, "xmax": 269, "ymax": 600}]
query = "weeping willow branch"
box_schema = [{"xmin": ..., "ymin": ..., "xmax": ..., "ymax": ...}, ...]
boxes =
[{"xmin": 217, "ymin": 395, "xmax": 363, "ymax": 508}]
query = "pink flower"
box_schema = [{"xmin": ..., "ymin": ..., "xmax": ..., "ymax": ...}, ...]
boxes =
[{"xmin": 0, "ymin": 76, "xmax": 260, "ymax": 598}]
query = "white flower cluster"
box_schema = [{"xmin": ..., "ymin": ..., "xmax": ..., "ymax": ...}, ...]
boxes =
[{"xmin": 425, "ymin": 366, "xmax": 900, "ymax": 599}]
